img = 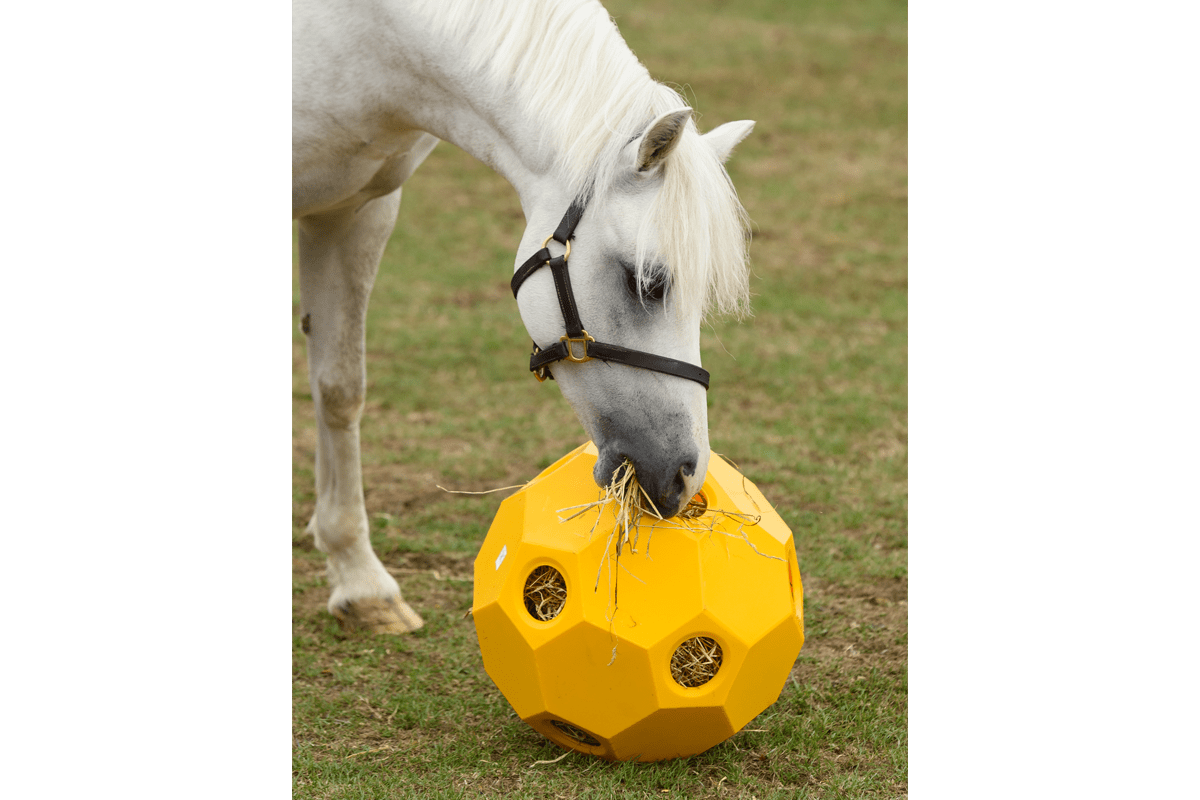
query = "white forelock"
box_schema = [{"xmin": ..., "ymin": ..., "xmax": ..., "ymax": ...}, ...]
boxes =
[{"xmin": 411, "ymin": 0, "xmax": 751, "ymax": 320}]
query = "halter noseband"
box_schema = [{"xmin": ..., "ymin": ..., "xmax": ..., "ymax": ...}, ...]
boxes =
[{"xmin": 510, "ymin": 199, "xmax": 711, "ymax": 390}]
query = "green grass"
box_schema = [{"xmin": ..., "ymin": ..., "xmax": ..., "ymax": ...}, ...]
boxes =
[{"xmin": 294, "ymin": 0, "xmax": 906, "ymax": 796}]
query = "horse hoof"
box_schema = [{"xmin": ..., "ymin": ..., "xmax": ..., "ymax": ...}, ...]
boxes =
[{"xmin": 332, "ymin": 595, "xmax": 425, "ymax": 634}]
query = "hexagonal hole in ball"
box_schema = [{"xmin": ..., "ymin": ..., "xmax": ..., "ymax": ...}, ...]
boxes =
[
  {"xmin": 523, "ymin": 565, "xmax": 567, "ymax": 621},
  {"xmin": 670, "ymin": 636, "xmax": 723, "ymax": 687}
]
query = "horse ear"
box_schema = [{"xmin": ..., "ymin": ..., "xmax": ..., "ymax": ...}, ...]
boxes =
[
  {"xmin": 635, "ymin": 108, "xmax": 693, "ymax": 173},
  {"xmin": 703, "ymin": 120, "xmax": 755, "ymax": 163}
]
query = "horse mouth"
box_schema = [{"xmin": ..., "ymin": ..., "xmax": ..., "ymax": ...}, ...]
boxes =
[{"xmin": 592, "ymin": 447, "xmax": 700, "ymax": 520}]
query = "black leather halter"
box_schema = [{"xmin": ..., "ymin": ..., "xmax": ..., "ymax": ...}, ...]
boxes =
[{"xmin": 510, "ymin": 199, "xmax": 711, "ymax": 389}]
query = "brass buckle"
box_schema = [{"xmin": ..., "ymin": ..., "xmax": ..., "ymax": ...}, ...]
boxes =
[
  {"xmin": 531, "ymin": 343, "xmax": 551, "ymax": 382},
  {"xmin": 560, "ymin": 332, "xmax": 595, "ymax": 363},
  {"xmin": 541, "ymin": 234, "xmax": 571, "ymax": 260}
]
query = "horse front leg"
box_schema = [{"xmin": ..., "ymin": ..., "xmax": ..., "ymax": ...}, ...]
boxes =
[{"xmin": 297, "ymin": 188, "xmax": 423, "ymax": 634}]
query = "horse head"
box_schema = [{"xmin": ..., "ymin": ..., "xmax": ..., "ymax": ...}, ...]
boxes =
[{"xmin": 513, "ymin": 108, "xmax": 755, "ymax": 518}]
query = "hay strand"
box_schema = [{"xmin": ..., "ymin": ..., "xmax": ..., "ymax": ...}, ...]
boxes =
[
  {"xmin": 530, "ymin": 751, "xmax": 573, "ymax": 766},
  {"xmin": 436, "ymin": 483, "xmax": 527, "ymax": 495}
]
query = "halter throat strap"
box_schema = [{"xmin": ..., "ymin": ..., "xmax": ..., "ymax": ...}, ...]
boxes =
[{"xmin": 510, "ymin": 199, "xmax": 711, "ymax": 390}]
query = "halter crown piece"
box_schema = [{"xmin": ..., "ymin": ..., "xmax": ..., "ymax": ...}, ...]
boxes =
[{"xmin": 510, "ymin": 198, "xmax": 711, "ymax": 389}]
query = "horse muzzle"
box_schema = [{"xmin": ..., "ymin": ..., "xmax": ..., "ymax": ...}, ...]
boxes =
[{"xmin": 593, "ymin": 436, "xmax": 706, "ymax": 520}]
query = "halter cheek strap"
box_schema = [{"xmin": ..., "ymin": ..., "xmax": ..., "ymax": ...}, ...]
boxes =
[{"xmin": 510, "ymin": 199, "xmax": 711, "ymax": 390}]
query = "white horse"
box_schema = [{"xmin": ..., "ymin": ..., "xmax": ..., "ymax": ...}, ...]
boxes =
[{"xmin": 293, "ymin": 0, "xmax": 756, "ymax": 633}]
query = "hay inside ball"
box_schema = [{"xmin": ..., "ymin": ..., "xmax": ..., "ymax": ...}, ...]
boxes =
[
  {"xmin": 670, "ymin": 636, "xmax": 723, "ymax": 688},
  {"xmin": 523, "ymin": 565, "xmax": 567, "ymax": 621}
]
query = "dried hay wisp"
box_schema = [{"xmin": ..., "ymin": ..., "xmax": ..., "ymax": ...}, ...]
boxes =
[{"xmin": 556, "ymin": 456, "xmax": 768, "ymax": 581}]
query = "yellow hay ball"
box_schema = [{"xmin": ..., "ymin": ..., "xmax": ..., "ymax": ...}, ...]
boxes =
[{"xmin": 472, "ymin": 441, "xmax": 805, "ymax": 761}]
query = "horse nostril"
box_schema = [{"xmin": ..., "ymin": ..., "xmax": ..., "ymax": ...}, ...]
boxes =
[
  {"xmin": 653, "ymin": 456, "xmax": 698, "ymax": 518},
  {"xmin": 672, "ymin": 455, "xmax": 697, "ymax": 492},
  {"xmin": 679, "ymin": 455, "xmax": 697, "ymax": 480},
  {"xmin": 670, "ymin": 467, "xmax": 687, "ymax": 497}
]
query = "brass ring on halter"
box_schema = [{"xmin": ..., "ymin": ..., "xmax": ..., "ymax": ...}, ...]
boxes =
[
  {"xmin": 541, "ymin": 234, "xmax": 571, "ymax": 260},
  {"xmin": 531, "ymin": 343, "xmax": 551, "ymax": 382}
]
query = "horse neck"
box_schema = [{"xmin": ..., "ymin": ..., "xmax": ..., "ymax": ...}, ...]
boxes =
[
  {"xmin": 404, "ymin": 73, "xmax": 562, "ymax": 214},
  {"xmin": 396, "ymin": 0, "xmax": 652, "ymax": 215}
]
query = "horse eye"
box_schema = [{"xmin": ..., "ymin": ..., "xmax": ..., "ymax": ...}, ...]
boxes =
[
  {"xmin": 644, "ymin": 275, "xmax": 667, "ymax": 302},
  {"xmin": 624, "ymin": 267, "xmax": 668, "ymax": 304}
]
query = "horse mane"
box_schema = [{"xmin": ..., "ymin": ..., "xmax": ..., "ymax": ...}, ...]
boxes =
[{"xmin": 412, "ymin": 0, "xmax": 751, "ymax": 320}]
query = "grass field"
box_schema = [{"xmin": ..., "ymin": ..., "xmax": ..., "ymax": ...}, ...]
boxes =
[{"xmin": 293, "ymin": 0, "xmax": 907, "ymax": 796}]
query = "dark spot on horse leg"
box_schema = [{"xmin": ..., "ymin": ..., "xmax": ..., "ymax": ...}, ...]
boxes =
[{"xmin": 301, "ymin": 313, "xmax": 312, "ymax": 335}]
